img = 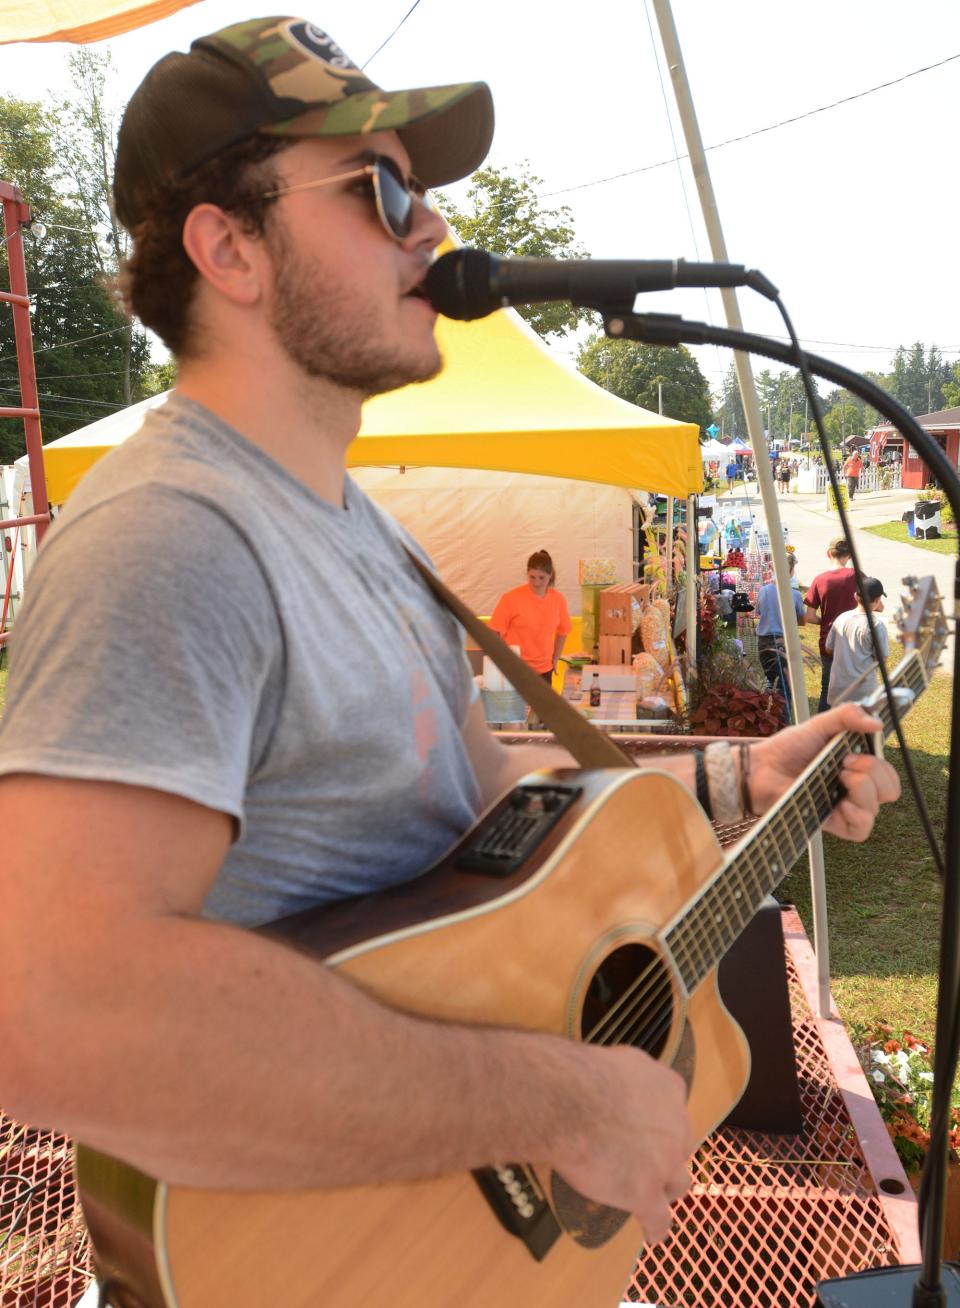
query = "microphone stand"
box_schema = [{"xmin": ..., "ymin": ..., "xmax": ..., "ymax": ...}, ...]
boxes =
[{"xmin": 597, "ymin": 308, "xmax": 960, "ymax": 1307}]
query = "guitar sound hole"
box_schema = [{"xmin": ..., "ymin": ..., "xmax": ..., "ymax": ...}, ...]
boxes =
[{"xmin": 580, "ymin": 943, "xmax": 673, "ymax": 1057}]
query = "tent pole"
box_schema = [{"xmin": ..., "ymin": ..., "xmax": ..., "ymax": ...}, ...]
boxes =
[{"xmin": 651, "ymin": 0, "xmax": 831, "ymax": 1016}]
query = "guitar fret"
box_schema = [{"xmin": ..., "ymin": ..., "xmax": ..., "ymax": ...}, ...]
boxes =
[{"xmin": 666, "ymin": 642, "xmax": 939, "ymax": 992}]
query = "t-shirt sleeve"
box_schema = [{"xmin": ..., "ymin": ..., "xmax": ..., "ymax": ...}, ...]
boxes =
[
  {"xmin": 0, "ymin": 487, "xmax": 281, "ymax": 828},
  {"xmin": 488, "ymin": 592, "xmax": 512, "ymax": 635},
  {"xmin": 825, "ymin": 622, "xmax": 837, "ymax": 653},
  {"xmin": 803, "ymin": 580, "xmax": 820, "ymax": 610},
  {"xmin": 793, "ymin": 590, "xmax": 805, "ymax": 619}
]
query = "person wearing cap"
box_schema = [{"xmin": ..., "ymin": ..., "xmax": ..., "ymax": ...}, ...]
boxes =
[
  {"xmin": 804, "ymin": 536, "xmax": 858, "ymax": 712},
  {"xmin": 825, "ymin": 578, "xmax": 888, "ymax": 706},
  {"xmin": 0, "ymin": 15, "xmax": 900, "ymax": 1251}
]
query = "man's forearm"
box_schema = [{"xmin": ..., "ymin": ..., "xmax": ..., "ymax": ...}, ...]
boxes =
[{"xmin": 5, "ymin": 914, "xmax": 606, "ymax": 1190}]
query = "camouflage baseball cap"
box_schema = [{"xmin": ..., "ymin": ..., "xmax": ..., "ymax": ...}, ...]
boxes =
[{"xmin": 114, "ymin": 16, "xmax": 493, "ymax": 228}]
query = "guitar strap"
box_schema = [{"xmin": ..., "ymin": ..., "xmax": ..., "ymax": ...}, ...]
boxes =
[{"xmin": 404, "ymin": 547, "xmax": 632, "ymax": 769}]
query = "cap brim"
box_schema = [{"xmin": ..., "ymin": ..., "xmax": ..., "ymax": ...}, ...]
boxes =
[{"xmin": 262, "ymin": 81, "xmax": 494, "ymax": 187}]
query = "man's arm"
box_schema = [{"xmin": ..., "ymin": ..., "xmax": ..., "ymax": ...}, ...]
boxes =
[{"xmin": 0, "ymin": 772, "xmax": 690, "ymax": 1239}]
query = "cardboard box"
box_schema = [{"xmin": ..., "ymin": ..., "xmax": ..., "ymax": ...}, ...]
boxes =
[{"xmin": 579, "ymin": 557, "xmax": 619, "ymax": 585}]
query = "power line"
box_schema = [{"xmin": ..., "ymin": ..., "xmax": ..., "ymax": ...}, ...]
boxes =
[
  {"xmin": 0, "ymin": 387, "xmax": 127, "ymax": 410},
  {"xmin": 6, "ymin": 324, "xmax": 131, "ymax": 356},
  {"xmin": 533, "ymin": 49, "xmax": 960, "ymax": 200},
  {"xmin": 361, "ymin": 0, "xmax": 425, "ymax": 70}
]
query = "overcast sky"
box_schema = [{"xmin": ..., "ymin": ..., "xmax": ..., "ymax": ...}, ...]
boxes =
[{"xmin": 3, "ymin": 0, "xmax": 959, "ymax": 394}]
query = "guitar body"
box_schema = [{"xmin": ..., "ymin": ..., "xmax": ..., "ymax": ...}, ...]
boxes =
[{"xmin": 77, "ymin": 768, "xmax": 752, "ymax": 1308}]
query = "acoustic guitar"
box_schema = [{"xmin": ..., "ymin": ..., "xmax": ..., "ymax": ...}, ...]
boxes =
[{"xmin": 76, "ymin": 577, "xmax": 945, "ymax": 1308}]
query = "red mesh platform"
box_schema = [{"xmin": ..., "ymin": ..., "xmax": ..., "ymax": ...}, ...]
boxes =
[
  {"xmin": 626, "ymin": 929, "xmax": 916, "ymax": 1305},
  {"xmin": 0, "ymin": 918, "xmax": 917, "ymax": 1307},
  {"xmin": 0, "ymin": 1121, "xmax": 91, "ymax": 1306}
]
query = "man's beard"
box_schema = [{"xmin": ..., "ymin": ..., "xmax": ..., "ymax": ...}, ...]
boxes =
[{"xmin": 265, "ymin": 222, "xmax": 441, "ymax": 397}]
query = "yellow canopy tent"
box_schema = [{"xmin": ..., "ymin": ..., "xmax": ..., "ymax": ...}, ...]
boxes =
[{"xmin": 33, "ymin": 305, "xmax": 702, "ymax": 503}]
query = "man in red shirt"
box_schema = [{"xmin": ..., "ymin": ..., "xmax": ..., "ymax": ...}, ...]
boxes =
[
  {"xmin": 804, "ymin": 537, "xmax": 858, "ymax": 711},
  {"xmin": 841, "ymin": 450, "xmax": 864, "ymax": 499}
]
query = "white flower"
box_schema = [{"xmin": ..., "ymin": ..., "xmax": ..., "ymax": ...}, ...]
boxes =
[
  {"xmin": 920, "ymin": 1072, "xmax": 935, "ymax": 1082},
  {"xmin": 872, "ymin": 1050, "xmax": 890, "ymax": 1065},
  {"xmin": 873, "ymin": 1070, "xmax": 886, "ymax": 1083}
]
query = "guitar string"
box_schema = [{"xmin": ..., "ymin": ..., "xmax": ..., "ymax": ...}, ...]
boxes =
[
  {"xmin": 584, "ymin": 650, "xmax": 928, "ymax": 1050},
  {"xmin": 580, "ymin": 736, "xmax": 855, "ymax": 1050},
  {"xmin": 588, "ymin": 739, "xmax": 848, "ymax": 1047}
]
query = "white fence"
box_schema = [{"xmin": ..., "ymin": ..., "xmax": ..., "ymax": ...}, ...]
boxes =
[{"xmin": 807, "ymin": 464, "xmax": 901, "ymax": 494}]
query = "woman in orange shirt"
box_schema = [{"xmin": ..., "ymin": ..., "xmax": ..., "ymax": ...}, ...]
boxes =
[{"xmin": 489, "ymin": 549, "xmax": 572, "ymax": 682}]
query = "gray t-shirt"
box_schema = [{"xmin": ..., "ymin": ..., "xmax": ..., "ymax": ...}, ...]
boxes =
[
  {"xmin": 826, "ymin": 608, "xmax": 889, "ymax": 706},
  {"xmin": 0, "ymin": 395, "xmax": 481, "ymax": 925}
]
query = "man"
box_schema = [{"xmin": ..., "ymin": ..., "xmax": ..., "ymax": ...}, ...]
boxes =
[
  {"xmin": 0, "ymin": 16, "xmax": 898, "ymax": 1255},
  {"xmin": 826, "ymin": 577, "xmax": 888, "ymax": 706},
  {"xmin": 804, "ymin": 536, "xmax": 858, "ymax": 712},
  {"xmin": 725, "ymin": 457, "xmax": 739, "ymax": 492},
  {"xmin": 841, "ymin": 449, "xmax": 864, "ymax": 499},
  {"xmin": 754, "ymin": 553, "xmax": 805, "ymax": 720}
]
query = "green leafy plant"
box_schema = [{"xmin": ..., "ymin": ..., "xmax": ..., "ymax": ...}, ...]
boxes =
[
  {"xmin": 852, "ymin": 1022, "xmax": 960, "ymax": 1171},
  {"xmin": 689, "ymin": 683, "xmax": 785, "ymax": 737}
]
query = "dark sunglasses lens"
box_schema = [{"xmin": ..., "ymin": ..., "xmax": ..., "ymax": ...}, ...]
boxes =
[{"xmin": 376, "ymin": 158, "xmax": 413, "ymax": 238}]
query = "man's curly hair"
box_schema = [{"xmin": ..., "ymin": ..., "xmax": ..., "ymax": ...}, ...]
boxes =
[{"xmin": 118, "ymin": 134, "xmax": 296, "ymax": 358}]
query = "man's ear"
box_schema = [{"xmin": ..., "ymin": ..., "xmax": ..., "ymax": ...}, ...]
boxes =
[{"xmin": 181, "ymin": 204, "xmax": 266, "ymax": 308}]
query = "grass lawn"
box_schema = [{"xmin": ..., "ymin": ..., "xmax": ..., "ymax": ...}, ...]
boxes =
[
  {"xmin": 776, "ymin": 625, "xmax": 949, "ymax": 1044},
  {"xmin": 863, "ymin": 520, "xmax": 957, "ymax": 555}
]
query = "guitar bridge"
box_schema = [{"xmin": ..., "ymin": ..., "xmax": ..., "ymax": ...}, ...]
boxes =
[
  {"xmin": 472, "ymin": 1164, "xmax": 562, "ymax": 1261},
  {"xmin": 455, "ymin": 784, "xmax": 581, "ymax": 876}
]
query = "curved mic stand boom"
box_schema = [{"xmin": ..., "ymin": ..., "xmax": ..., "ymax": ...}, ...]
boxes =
[{"xmin": 601, "ymin": 308, "xmax": 960, "ymax": 1308}]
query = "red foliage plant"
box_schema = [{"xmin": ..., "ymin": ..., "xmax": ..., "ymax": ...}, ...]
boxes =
[{"xmin": 689, "ymin": 684, "xmax": 785, "ymax": 737}]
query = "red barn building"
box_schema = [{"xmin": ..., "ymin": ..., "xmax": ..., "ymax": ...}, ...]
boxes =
[{"xmin": 869, "ymin": 406, "xmax": 960, "ymax": 490}]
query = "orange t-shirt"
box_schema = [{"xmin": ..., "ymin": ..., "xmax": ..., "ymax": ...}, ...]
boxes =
[{"xmin": 488, "ymin": 585, "xmax": 572, "ymax": 674}]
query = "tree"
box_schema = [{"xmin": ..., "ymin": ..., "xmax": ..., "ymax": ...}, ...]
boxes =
[
  {"xmin": 888, "ymin": 342, "xmax": 956, "ymax": 416},
  {"xmin": 436, "ymin": 162, "xmax": 593, "ymax": 340},
  {"xmin": 0, "ymin": 88, "xmax": 150, "ymax": 460},
  {"xmin": 577, "ymin": 333, "xmax": 712, "ymax": 430},
  {"xmin": 713, "ymin": 361, "xmax": 746, "ymax": 440},
  {"xmin": 943, "ymin": 361, "xmax": 960, "ymax": 409}
]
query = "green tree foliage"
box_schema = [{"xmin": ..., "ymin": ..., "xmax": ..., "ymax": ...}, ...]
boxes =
[
  {"xmin": 713, "ymin": 361, "xmax": 747, "ymax": 440},
  {"xmin": 0, "ymin": 68, "xmax": 149, "ymax": 461},
  {"xmin": 888, "ymin": 342, "xmax": 956, "ymax": 416},
  {"xmin": 577, "ymin": 334, "xmax": 712, "ymax": 430},
  {"xmin": 436, "ymin": 162, "xmax": 593, "ymax": 340},
  {"xmin": 943, "ymin": 361, "xmax": 960, "ymax": 409}
]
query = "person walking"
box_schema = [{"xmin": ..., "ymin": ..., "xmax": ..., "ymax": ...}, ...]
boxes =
[
  {"xmin": 754, "ymin": 554, "xmax": 805, "ymax": 720},
  {"xmin": 826, "ymin": 578, "xmax": 888, "ymax": 706},
  {"xmin": 725, "ymin": 457, "xmax": 739, "ymax": 492},
  {"xmin": 841, "ymin": 449, "xmax": 864, "ymax": 499},
  {"xmin": 804, "ymin": 537, "xmax": 858, "ymax": 712}
]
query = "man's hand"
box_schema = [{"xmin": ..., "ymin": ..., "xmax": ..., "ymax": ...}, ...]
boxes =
[
  {"xmin": 548, "ymin": 1044, "xmax": 691, "ymax": 1244},
  {"xmin": 749, "ymin": 704, "xmax": 901, "ymax": 841}
]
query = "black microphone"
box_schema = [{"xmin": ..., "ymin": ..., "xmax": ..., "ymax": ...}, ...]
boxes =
[{"xmin": 425, "ymin": 247, "xmax": 779, "ymax": 320}]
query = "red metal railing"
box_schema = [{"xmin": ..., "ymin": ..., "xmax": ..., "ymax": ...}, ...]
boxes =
[{"xmin": 0, "ymin": 179, "xmax": 51, "ymax": 647}]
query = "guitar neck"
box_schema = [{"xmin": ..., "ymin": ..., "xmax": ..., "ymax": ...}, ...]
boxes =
[{"xmin": 665, "ymin": 650, "xmax": 928, "ymax": 992}]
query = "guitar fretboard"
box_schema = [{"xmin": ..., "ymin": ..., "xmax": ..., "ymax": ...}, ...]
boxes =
[{"xmin": 665, "ymin": 652, "xmax": 927, "ymax": 992}]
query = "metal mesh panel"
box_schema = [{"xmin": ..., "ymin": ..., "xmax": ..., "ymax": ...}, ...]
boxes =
[
  {"xmin": 0, "ymin": 1120, "xmax": 92, "ymax": 1306},
  {"xmin": 626, "ymin": 950, "xmax": 904, "ymax": 1306}
]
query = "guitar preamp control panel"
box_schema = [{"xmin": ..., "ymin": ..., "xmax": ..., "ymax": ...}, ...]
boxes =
[{"xmin": 455, "ymin": 784, "xmax": 581, "ymax": 877}]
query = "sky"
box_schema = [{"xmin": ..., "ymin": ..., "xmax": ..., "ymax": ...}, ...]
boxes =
[{"xmin": 2, "ymin": 0, "xmax": 960, "ymax": 398}]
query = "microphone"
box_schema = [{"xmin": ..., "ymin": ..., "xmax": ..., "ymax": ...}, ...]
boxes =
[{"xmin": 425, "ymin": 247, "xmax": 779, "ymax": 320}]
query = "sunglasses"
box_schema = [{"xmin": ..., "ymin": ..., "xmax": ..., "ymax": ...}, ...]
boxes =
[{"xmin": 259, "ymin": 153, "xmax": 429, "ymax": 241}]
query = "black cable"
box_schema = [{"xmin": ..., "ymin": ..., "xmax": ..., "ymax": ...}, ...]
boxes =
[
  {"xmin": 601, "ymin": 306, "xmax": 960, "ymax": 1289},
  {"xmin": 0, "ymin": 1159, "xmax": 67, "ymax": 1256},
  {"xmin": 773, "ymin": 295, "xmax": 944, "ymax": 883}
]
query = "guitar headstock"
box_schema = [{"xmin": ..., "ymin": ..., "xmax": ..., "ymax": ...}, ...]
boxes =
[{"xmin": 894, "ymin": 575, "xmax": 949, "ymax": 679}]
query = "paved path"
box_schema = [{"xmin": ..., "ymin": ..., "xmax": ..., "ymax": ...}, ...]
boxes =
[{"xmin": 713, "ymin": 484, "xmax": 955, "ymax": 672}]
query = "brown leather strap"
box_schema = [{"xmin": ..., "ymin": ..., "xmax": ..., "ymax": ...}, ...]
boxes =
[{"xmin": 405, "ymin": 548, "xmax": 632, "ymax": 769}]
